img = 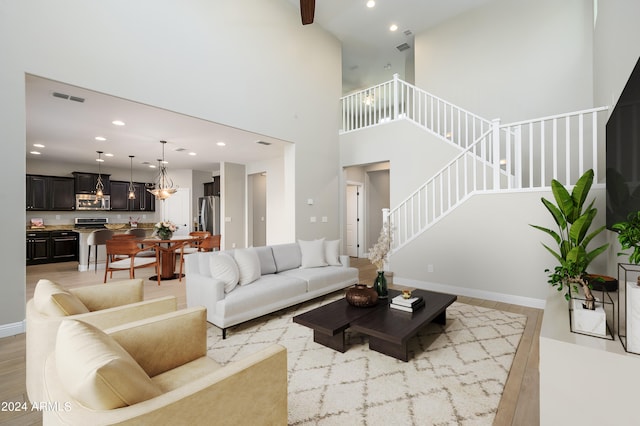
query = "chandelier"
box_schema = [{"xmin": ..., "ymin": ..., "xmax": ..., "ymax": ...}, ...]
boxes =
[
  {"xmin": 147, "ymin": 140, "xmax": 177, "ymax": 200},
  {"xmin": 95, "ymin": 151, "xmax": 105, "ymax": 199},
  {"xmin": 128, "ymin": 155, "xmax": 136, "ymax": 199}
]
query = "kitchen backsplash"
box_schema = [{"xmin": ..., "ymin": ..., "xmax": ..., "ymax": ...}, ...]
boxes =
[{"xmin": 26, "ymin": 211, "xmax": 161, "ymax": 228}]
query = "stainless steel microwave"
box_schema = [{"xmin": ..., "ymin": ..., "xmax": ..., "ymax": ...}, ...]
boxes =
[{"xmin": 75, "ymin": 194, "xmax": 110, "ymax": 210}]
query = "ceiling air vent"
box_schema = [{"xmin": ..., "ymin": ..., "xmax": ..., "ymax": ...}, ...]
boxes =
[
  {"xmin": 174, "ymin": 147, "xmax": 187, "ymax": 152},
  {"xmin": 396, "ymin": 43, "xmax": 411, "ymax": 52},
  {"xmin": 403, "ymin": 30, "xmax": 413, "ymax": 37},
  {"xmin": 256, "ymin": 140, "xmax": 271, "ymax": 146},
  {"xmin": 69, "ymin": 96, "xmax": 85, "ymax": 103}
]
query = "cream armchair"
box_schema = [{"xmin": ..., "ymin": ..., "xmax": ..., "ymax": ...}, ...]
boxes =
[
  {"xmin": 26, "ymin": 278, "xmax": 177, "ymax": 403},
  {"xmin": 42, "ymin": 306, "xmax": 288, "ymax": 425}
]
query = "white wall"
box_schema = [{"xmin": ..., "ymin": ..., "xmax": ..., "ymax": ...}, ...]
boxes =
[
  {"xmin": 1, "ymin": 0, "xmax": 341, "ymax": 333},
  {"xmin": 221, "ymin": 162, "xmax": 246, "ymax": 250},
  {"xmin": 414, "ymin": 0, "xmax": 594, "ymax": 123},
  {"xmin": 341, "ymin": 120, "xmax": 461, "ymax": 206},
  {"xmin": 391, "ymin": 187, "xmax": 609, "ymax": 307}
]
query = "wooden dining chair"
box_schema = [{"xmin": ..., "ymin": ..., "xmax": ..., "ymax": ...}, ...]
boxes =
[
  {"xmin": 199, "ymin": 234, "xmax": 221, "ymax": 252},
  {"xmin": 104, "ymin": 238, "xmax": 160, "ymax": 285},
  {"xmin": 182, "ymin": 231, "xmax": 211, "ymax": 255}
]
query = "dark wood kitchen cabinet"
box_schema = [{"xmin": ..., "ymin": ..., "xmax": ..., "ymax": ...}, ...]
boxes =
[
  {"xmin": 73, "ymin": 172, "xmax": 111, "ymax": 195},
  {"xmin": 49, "ymin": 177, "xmax": 75, "ymax": 210},
  {"xmin": 26, "ymin": 231, "xmax": 79, "ymax": 265},
  {"xmin": 110, "ymin": 181, "xmax": 130, "ymax": 211},
  {"xmin": 50, "ymin": 231, "xmax": 79, "ymax": 262},
  {"xmin": 26, "ymin": 231, "xmax": 50, "ymax": 264},
  {"xmin": 26, "ymin": 175, "xmax": 48, "ymax": 210},
  {"xmin": 110, "ymin": 180, "xmax": 155, "ymax": 212},
  {"xmin": 26, "ymin": 175, "xmax": 75, "ymax": 211}
]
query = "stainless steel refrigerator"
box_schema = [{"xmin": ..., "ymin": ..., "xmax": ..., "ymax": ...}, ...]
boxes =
[{"xmin": 198, "ymin": 196, "xmax": 220, "ymax": 234}]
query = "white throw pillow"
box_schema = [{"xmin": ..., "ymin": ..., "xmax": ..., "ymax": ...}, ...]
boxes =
[
  {"xmin": 324, "ymin": 239, "xmax": 341, "ymax": 266},
  {"xmin": 209, "ymin": 253, "xmax": 240, "ymax": 293},
  {"xmin": 233, "ymin": 248, "xmax": 261, "ymax": 285},
  {"xmin": 298, "ymin": 238, "xmax": 328, "ymax": 268}
]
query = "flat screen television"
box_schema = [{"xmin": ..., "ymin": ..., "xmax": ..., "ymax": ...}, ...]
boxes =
[{"xmin": 606, "ymin": 56, "xmax": 640, "ymax": 229}]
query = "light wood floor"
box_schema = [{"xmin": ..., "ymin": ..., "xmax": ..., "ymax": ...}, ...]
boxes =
[{"xmin": 0, "ymin": 259, "xmax": 541, "ymax": 425}]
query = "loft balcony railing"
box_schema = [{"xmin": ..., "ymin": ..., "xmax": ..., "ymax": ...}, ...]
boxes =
[
  {"xmin": 341, "ymin": 76, "xmax": 609, "ymax": 252},
  {"xmin": 341, "ymin": 74, "xmax": 493, "ymax": 151}
]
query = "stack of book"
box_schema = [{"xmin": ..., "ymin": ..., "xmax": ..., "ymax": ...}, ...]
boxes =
[{"xmin": 390, "ymin": 294, "xmax": 425, "ymax": 312}]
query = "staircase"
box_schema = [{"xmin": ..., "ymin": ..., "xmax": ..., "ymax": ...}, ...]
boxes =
[{"xmin": 341, "ymin": 75, "xmax": 609, "ymax": 252}]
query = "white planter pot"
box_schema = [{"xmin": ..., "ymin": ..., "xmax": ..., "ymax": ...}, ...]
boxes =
[{"xmin": 571, "ymin": 298, "xmax": 607, "ymax": 337}]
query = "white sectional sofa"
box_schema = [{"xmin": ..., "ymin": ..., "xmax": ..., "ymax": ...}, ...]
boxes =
[{"xmin": 185, "ymin": 240, "xmax": 358, "ymax": 338}]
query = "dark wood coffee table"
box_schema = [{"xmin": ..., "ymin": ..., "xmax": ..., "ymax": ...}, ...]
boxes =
[
  {"xmin": 293, "ymin": 294, "xmax": 386, "ymax": 352},
  {"xmin": 293, "ymin": 288, "xmax": 457, "ymax": 361},
  {"xmin": 350, "ymin": 289, "xmax": 457, "ymax": 361}
]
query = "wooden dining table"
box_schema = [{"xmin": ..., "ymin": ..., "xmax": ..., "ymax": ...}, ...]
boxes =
[{"xmin": 139, "ymin": 235, "xmax": 202, "ymax": 281}]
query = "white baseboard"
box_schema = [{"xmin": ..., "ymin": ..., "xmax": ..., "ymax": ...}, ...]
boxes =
[
  {"xmin": 394, "ymin": 276, "xmax": 546, "ymax": 310},
  {"xmin": 0, "ymin": 320, "xmax": 26, "ymax": 338}
]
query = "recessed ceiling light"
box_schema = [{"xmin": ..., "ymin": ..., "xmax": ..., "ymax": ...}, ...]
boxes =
[
  {"xmin": 189, "ymin": 152, "xmax": 197, "ymax": 156},
  {"xmin": 112, "ymin": 120, "xmax": 125, "ymax": 126},
  {"xmin": 30, "ymin": 151, "xmax": 41, "ymax": 155},
  {"xmin": 390, "ymin": 24, "xmax": 398, "ymax": 32},
  {"xmin": 148, "ymin": 164, "xmax": 156, "ymax": 169},
  {"xmin": 217, "ymin": 142, "xmax": 226, "ymax": 147},
  {"xmin": 33, "ymin": 143, "xmax": 45, "ymax": 148},
  {"xmin": 95, "ymin": 136, "xmax": 106, "ymax": 141},
  {"xmin": 366, "ymin": 0, "xmax": 375, "ymax": 7},
  {"xmin": 105, "ymin": 153, "xmax": 114, "ymax": 157}
]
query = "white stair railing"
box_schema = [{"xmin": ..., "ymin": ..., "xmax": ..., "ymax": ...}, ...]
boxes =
[
  {"xmin": 384, "ymin": 107, "xmax": 609, "ymax": 253},
  {"xmin": 388, "ymin": 128, "xmax": 494, "ymax": 251}
]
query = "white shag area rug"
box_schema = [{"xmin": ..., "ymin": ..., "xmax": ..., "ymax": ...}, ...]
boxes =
[{"xmin": 206, "ymin": 292, "xmax": 526, "ymax": 426}]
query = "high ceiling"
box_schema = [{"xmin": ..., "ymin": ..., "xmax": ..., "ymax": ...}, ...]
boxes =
[
  {"xmin": 26, "ymin": 1, "xmax": 495, "ymax": 173},
  {"xmin": 286, "ymin": 0, "xmax": 496, "ymax": 92}
]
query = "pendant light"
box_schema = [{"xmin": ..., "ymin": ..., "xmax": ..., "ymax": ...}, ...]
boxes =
[
  {"xmin": 128, "ymin": 155, "xmax": 136, "ymax": 199},
  {"xmin": 147, "ymin": 140, "xmax": 177, "ymax": 200},
  {"xmin": 95, "ymin": 151, "xmax": 104, "ymax": 199}
]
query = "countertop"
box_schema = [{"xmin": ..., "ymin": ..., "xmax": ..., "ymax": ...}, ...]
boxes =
[{"xmin": 25, "ymin": 224, "xmax": 156, "ymax": 233}]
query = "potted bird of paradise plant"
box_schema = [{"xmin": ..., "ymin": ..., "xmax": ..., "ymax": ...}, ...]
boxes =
[{"xmin": 531, "ymin": 169, "xmax": 610, "ymax": 336}]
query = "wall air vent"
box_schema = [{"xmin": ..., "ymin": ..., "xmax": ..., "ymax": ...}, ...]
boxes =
[
  {"xmin": 256, "ymin": 141, "xmax": 272, "ymax": 146},
  {"xmin": 396, "ymin": 43, "xmax": 411, "ymax": 52},
  {"xmin": 52, "ymin": 92, "xmax": 69, "ymax": 100},
  {"xmin": 52, "ymin": 92, "xmax": 85, "ymax": 103}
]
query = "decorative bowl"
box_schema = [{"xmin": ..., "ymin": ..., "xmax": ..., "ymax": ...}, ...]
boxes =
[
  {"xmin": 345, "ymin": 284, "xmax": 378, "ymax": 307},
  {"xmin": 104, "ymin": 223, "xmax": 126, "ymax": 230}
]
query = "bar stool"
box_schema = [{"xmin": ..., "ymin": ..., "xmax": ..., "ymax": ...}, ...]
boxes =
[{"xmin": 86, "ymin": 229, "xmax": 114, "ymax": 272}]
